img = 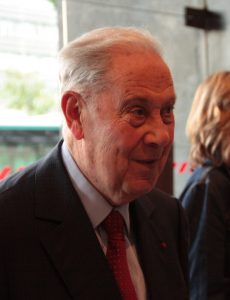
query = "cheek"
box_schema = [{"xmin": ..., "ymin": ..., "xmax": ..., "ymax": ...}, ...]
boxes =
[
  {"xmin": 163, "ymin": 127, "xmax": 173, "ymax": 153},
  {"xmin": 170, "ymin": 127, "xmax": 174, "ymax": 142},
  {"xmin": 102, "ymin": 133, "xmax": 135, "ymax": 177},
  {"xmin": 95, "ymin": 120, "xmax": 140, "ymax": 169},
  {"xmin": 167, "ymin": 123, "xmax": 174, "ymax": 141},
  {"xmin": 106, "ymin": 122, "xmax": 136, "ymax": 150}
]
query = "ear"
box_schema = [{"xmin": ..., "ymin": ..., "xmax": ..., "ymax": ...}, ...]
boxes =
[{"xmin": 61, "ymin": 91, "xmax": 84, "ymax": 139}]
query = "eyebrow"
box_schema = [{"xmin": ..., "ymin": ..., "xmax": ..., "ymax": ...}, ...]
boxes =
[{"xmin": 124, "ymin": 95, "xmax": 176, "ymax": 106}]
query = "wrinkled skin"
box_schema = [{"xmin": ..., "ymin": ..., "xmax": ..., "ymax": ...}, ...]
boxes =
[{"xmin": 63, "ymin": 51, "xmax": 176, "ymax": 206}]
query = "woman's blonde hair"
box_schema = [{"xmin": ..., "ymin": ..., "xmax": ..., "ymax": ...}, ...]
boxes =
[{"xmin": 186, "ymin": 71, "xmax": 230, "ymax": 168}]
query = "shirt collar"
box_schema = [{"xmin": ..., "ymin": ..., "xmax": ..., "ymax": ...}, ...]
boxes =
[{"xmin": 61, "ymin": 142, "xmax": 130, "ymax": 232}]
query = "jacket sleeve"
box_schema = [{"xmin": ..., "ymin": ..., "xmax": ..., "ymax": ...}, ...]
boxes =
[
  {"xmin": 180, "ymin": 173, "xmax": 230, "ymax": 300},
  {"xmin": 180, "ymin": 182, "xmax": 208, "ymax": 300}
]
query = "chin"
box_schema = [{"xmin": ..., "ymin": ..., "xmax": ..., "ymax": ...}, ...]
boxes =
[{"xmin": 124, "ymin": 180, "xmax": 156, "ymax": 199}]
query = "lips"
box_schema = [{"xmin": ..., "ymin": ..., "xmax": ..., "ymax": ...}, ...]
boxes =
[
  {"xmin": 136, "ymin": 159, "xmax": 155, "ymax": 164},
  {"xmin": 133, "ymin": 158, "xmax": 159, "ymax": 165}
]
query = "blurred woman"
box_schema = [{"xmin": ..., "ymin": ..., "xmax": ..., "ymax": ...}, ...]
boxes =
[{"xmin": 180, "ymin": 71, "xmax": 230, "ymax": 300}]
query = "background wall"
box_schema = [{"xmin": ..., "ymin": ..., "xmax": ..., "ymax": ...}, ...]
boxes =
[{"xmin": 58, "ymin": 0, "xmax": 230, "ymax": 196}]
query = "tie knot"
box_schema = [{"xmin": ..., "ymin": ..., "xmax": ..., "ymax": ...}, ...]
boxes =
[{"xmin": 102, "ymin": 210, "xmax": 125, "ymax": 237}]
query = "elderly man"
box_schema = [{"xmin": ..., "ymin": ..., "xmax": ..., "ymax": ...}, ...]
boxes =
[{"xmin": 0, "ymin": 27, "xmax": 188, "ymax": 300}]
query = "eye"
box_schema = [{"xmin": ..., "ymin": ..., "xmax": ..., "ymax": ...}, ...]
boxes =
[
  {"xmin": 130, "ymin": 107, "xmax": 146, "ymax": 117},
  {"xmin": 161, "ymin": 105, "xmax": 174, "ymax": 123},
  {"xmin": 127, "ymin": 106, "xmax": 147, "ymax": 127}
]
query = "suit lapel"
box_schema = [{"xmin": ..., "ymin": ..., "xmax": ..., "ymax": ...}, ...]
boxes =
[
  {"xmin": 130, "ymin": 194, "xmax": 169, "ymax": 299},
  {"xmin": 34, "ymin": 142, "xmax": 122, "ymax": 300}
]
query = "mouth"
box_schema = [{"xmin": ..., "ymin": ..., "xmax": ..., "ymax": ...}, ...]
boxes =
[{"xmin": 134, "ymin": 159, "xmax": 158, "ymax": 165}]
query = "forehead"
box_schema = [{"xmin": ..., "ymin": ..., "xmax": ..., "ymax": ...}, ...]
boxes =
[{"xmin": 108, "ymin": 51, "xmax": 175, "ymax": 102}]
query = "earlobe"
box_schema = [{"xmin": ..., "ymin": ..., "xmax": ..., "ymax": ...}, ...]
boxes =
[{"xmin": 61, "ymin": 91, "xmax": 84, "ymax": 139}]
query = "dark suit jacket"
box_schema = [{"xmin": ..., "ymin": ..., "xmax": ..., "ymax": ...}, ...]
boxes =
[
  {"xmin": 0, "ymin": 141, "xmax": 188, "ymax": 300},
  {"xmin": 180, "ymin": 161, "xmax": 230, "ymax": 300}
]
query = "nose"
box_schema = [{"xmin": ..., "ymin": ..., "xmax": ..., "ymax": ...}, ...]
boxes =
[{"xmin": 143, "ymin": 119, "xmax": 173, "ymax": 147}]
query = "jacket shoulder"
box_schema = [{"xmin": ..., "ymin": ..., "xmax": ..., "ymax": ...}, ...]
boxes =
[{"xmin": 0, "ymin": 162, "xmax": 37, "ymax": 199}]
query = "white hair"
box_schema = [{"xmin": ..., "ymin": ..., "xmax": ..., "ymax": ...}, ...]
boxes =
[{"xmin": 58, "ymin": 26, "xmax": 162, "ymax": 98}]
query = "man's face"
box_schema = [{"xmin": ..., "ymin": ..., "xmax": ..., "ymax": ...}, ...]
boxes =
[{"xmin": 78, "ymin": 51, "xmax": 175, "ymax": 205}]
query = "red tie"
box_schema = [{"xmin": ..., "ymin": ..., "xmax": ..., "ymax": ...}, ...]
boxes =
[{"xmin": 102, "ymin": 210, "xmax": 138, "ymax": 300}]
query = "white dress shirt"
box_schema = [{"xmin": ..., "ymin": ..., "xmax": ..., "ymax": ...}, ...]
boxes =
[{"xmin": 61, "ymin": 142, "xmax": 147, "ymax": 300}]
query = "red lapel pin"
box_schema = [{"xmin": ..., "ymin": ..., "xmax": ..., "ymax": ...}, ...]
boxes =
[{"xmin": 160, "ymin": 241, "xmax": 167, "ymax": 249}]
